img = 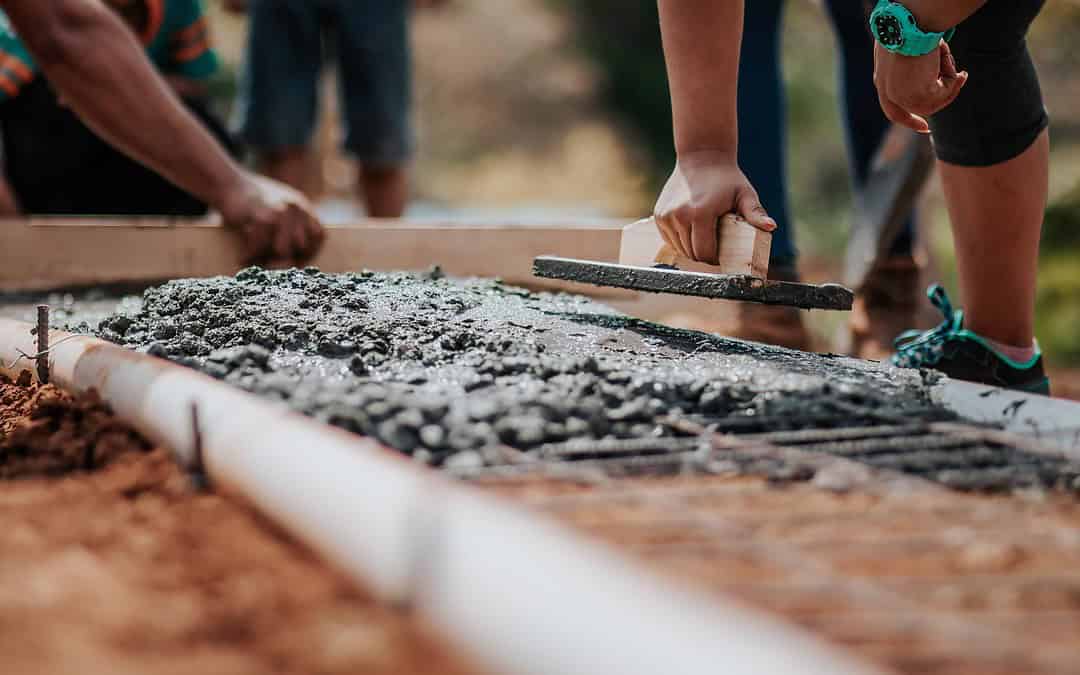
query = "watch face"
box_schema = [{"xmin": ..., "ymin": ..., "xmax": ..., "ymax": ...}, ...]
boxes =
[{"xmin": 874, "ymin": 13, "xmax": 904, "ymax": 48}]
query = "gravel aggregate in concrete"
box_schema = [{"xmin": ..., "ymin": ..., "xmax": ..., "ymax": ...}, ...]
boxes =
[
  {"xmin": 11, "ymin": 267, "xmax": 1078, "ymax": 490},
  {"xmin": 88, "ymin": 268, "xmax": 946, "ymax": 461}
]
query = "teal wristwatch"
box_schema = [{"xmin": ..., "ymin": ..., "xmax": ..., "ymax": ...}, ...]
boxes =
[{"xmin": 869, "ymin": 0, "xmax": 955, "ymax": 57}]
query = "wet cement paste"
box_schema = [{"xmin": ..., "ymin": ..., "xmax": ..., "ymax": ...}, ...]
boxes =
[{"xmin": 49, "ymin": 267, "xmax": 1076, "ymax": 491}]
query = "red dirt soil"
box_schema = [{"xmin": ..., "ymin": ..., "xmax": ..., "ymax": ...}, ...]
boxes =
[
  {"xmin": 485, "ymin": 474, "xmax": 1080, "ymax": 675},
  {"xmin": 0, "ymin": 373, "xmax": 482, "ymax": 675}
]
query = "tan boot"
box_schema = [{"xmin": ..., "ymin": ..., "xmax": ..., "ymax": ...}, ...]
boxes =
[
  {"xmin": 843, "ymin": 256, "xmax": 926, "ymax": 361},
  {"xmin": 730, "ymin": 303, "xmax": 813, "ymax": 351},
  {"xmin": 728, "ymin": 266, "xmax": 813, "ymax": 352}
]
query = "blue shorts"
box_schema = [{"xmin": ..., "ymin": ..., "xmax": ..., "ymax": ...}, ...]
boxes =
[{"xmin": 235, "ymin": 0, "xmax": 413, "ymax": 167}]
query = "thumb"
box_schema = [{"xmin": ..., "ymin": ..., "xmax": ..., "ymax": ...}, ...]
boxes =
[
  {"xmin": 937, "ymin": 70, "xmax": 968, "ymax": 111},
  {"xmin": 939, "ymin": 40, "xmax": 959, "ymax": 79},
  {"xmin": 735, "ymin": 189, "xmax": 777, "ymax": 232}
]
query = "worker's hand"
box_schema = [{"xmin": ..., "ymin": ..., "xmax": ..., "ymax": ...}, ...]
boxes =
[
  {"xmin": 873, "ymin": 40, "xmax": 967, "ymax": 134},
  {"xmin": 220, "ymin": 172, "xmax": 326, "ymax": 266},
  {"xmin": 653, "ymin": 151, "xmax": 776, "ymax": 265},
  {"xmin": 222, "ymin": 0, "xmax": 249, "ymax": 14}
]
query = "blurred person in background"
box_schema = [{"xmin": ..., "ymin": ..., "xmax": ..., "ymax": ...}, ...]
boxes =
[
  {"xmin": 0, "ymin": 0, "xmax": 323, "ymax": 264},
  {"xmin": 0, "ymin": 0, "xmax": 238, "ymax": 216},
  {"xmin": 733, "ymin": 0, "xmax": 926, "ymax": 355},
  {"xmin": 226, "ymin": 0, "xmax": 444, "ymax": 218}
]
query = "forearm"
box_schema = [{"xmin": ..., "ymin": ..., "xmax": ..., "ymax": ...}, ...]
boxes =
[
  {"xmin": 905, "ymin": 0, "xmax": 989, "ymax": 32},
  {"xmin": 2, "ymin": 0, "xmax": 246, "ymax": 212},
  {"xmin": 657, "ymin": 0, "xmax": 742, "ymax": 156}
]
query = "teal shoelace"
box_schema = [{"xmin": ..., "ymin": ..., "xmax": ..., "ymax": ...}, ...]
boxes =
[{"xmin": 891, "ymin": 284, "xmax": 963, "ymax": 369}]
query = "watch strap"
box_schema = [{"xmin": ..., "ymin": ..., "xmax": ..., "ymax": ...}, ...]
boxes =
[{"xmin": 871, "ymin": 0, "xmax": 955, "ymax": 57}]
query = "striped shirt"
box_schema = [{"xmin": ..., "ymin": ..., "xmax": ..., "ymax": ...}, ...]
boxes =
[{"xmin": 0, "ymin": 0, "xmax": 219, "ymax": 102}]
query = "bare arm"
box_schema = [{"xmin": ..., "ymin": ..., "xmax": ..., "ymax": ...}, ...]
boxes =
[
  {"xmin": 0, "ymin": 0, "xmax": 324, "ymax": 263},
  {"xmin": 905, "ymin": 0, "xmax": 989, "ymax": 32},
  {"xmin": 3, "ymin": 0, "xmax": 247, "ymax": 215},
  {"xmin": 652, "ymin": 1, "xmax": 774, "ymax": 264},
  {"xmin": 657, "ymin": 0, "xmax": 742, "ymax": 156}
]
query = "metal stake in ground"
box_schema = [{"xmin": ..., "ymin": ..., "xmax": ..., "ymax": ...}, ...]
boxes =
[
  {"xmin": 189, "ymin": 402, "xmax": 210, "ymax": 491},
  {"xmin": 36, "ymin": 304, "xmax": 49, "ymax": 384}
]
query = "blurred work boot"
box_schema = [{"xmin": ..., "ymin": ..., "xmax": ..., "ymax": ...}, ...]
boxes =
[
  {"xmin": 842, "ymin": 255, "xmax": 924, "ymax": 361},
  {"xmin": 729, "ymin": 265, "xmax": 813, "ymax": 352}
]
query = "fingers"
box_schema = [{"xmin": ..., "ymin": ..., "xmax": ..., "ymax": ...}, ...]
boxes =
[
  {"xmin": 672, "ymin": 212, "xmax": 694, "ymax": 260},
  {"xmin": 289, "ymin": 212, "xmax": 311, "ymax": 264},
  {"xmin": 882, "ymin": 74, "xmax": 966, "ymax": 128},
  {"xmin": 653, "ymin": 213, "xmax": 680, "ymax": 253},
  {"xmin": 936, "ymin": 71, "xmax": 968, "ymax": 112},
  {"xmin": 304, "ymin": 214, "xmax": 326, "ymax": 259},
  {"xmin": 656, "ymin": 206, "xmax": 694, "ymax": 259},
  {"xmin": 690, "ymin": 208, "xmax": 719, "ymax": 265},
  {"xmin": 272, "ymin": 217, "xmax": 293, "ymax": 261},
  {"xmin": 874, "ymin": 41, "xmax": 968, "ymax": 136},
  {"xmin": 939, "ymin": 40, "xmax": 958, "ymax": 79},
  {"xmin": 240, "ymin": 222, "xmax": 271, "ymax": 266},
  {"xmin": 878, "ymin": 91, "xmax": 930, "ymax": 134},
  {"xmin": 735, "ymin": 189, "xmax": 776, "ymax": 233}
]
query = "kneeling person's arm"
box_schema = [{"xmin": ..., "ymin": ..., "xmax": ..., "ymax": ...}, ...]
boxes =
[{"xmin": 0, "ymin": 0, "xmax": 324, "ymax": 264}]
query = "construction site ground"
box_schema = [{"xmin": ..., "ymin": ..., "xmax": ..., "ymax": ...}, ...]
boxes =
[
  {"xmin": 483, "ymin": 472, "xmax": 1080, "ymax": 675},
  {"xmin": 4, "ymin": 271, "xmax": 1080, "ymax": 674},
  {"xmin": 0, "ymin": 375, "xmax": 483, "ymax": 675}
]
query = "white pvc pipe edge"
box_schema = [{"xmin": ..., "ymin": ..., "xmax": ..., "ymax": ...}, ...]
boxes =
[
  {"xmin": 0, "ymin": 318, "xmax": 877, "ymax": 675},
  {"xmin": 935, "ymin": 379, "xmax": 1080, "ymax": 458}
]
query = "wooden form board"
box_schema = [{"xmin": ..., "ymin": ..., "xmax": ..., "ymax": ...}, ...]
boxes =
[
  {"xmin": 0, "ymin": 216, "xmax": 746, "ymax": 328},
  {"xmin": 1, "ymin": 216, "xmax": 625, "ymax": 292},
  {"xmin": 618, "ymin": 215, "xmax": 771, "ymax": 278}
]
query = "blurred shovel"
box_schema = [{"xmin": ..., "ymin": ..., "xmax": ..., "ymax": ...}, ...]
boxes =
[{"xmin": 844, "ymin": 127, "xmax": 935, "ymax": 289}]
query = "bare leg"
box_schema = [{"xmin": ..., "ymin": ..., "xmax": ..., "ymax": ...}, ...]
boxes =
[
  {"xmin": 359, "ymin": 165, "xmax": 408, "ymax": 218},
  {"xmin": 938, "ymin": 129, "xmax": 1048, "ymax": 348},
  {"xmin": 259, "ymin": 147, "xmax": 313, "ymax": 196}
]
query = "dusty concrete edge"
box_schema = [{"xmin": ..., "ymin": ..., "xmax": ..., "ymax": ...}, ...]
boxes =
[{"xmin": 934, "ymin": 378, "xmax": 1080, "ymax": 460}]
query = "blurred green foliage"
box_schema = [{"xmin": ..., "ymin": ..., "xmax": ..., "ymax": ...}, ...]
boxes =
[{"xmin": 549, "ymin": 0, "xmax": 674, "ymax": 184}]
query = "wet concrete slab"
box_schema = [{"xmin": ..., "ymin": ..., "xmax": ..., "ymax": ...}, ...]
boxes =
[{"xmin": 4, "ymin": 267, "xmax": 1078, "ymax": 492}]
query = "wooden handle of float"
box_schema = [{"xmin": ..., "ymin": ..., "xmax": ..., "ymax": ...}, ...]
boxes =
[{"xmin": 619, "ymin": 214, "xmax": 771, "ymax": 279}]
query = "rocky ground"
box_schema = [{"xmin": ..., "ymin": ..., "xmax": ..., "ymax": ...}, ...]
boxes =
[{"xmin": 0, "ymin": 373, "xmax": 482, "ymax": 675}]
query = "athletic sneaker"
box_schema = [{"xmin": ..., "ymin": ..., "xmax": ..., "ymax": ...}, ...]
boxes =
[{"xmin": 891, "ymin": 285, "xmax": 1050, "ymax": 395}]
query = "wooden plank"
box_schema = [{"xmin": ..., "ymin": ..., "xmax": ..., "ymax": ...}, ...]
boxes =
[
  {"xmin": 0, "ymin": 217, "xmax": 626, "ymax": 293},
  {"xmin": 0, "ymin": 216, "xmax": 749, "ymax": 332},
  {"xmin": 618, "ymin": 215, "xmax": 771, "ymax": 278}
]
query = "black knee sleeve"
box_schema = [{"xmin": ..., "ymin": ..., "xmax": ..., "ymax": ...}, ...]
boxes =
[{"xmin": 928, "ymin": 0, "xmax": 1048, "ymax": 167}]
